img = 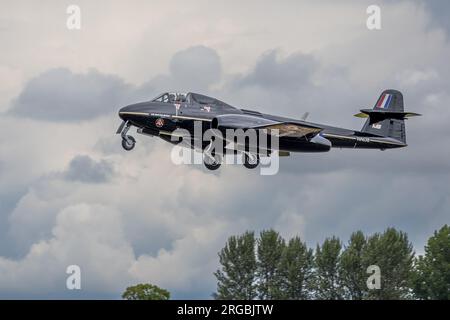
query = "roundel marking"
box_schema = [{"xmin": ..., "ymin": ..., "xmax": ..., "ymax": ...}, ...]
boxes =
[{"xmin": 155, "ymin": 118, "xmax": 165, "ymax": 128}]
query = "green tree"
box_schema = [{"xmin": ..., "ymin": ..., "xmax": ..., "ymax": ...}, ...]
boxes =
[
  {"xmin": 122, "ymin": 283, "xmax": 170, "ymax": 300},
  {"xmin": 256, "ymin": 229, "xmax": 286, "ymax": 299},
  {"xmin": 214, "ymin": 231, "xmax": 257, "ymax": 299},
  {"xmin": 412, "ymin": 225, "xmax": 450, "ymax": 300},
  {"xmin": 340, "ymin": 231, "xmax": 368, "ymax": 300},
  {"xmin": 362, "ymin": 228, "xmax": 414, "ymax": 300},
  {"xmin": 314, "ymin": 236, "xmax": 343, "ymax": 299},
  {"xmin": 279, "ymin": 236, "xmax": 314, "ymax": 299}
]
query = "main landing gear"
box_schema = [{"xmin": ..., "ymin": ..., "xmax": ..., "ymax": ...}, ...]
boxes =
[
  {"xmin": 202, "ymin": 143, "xmax": 260, "ymax": 171},
  {"xmin": 203, "ymin": 142, "xmax": 222, "ymax": 170},
  {"xmin": 203, "ymin": 153, "xmax": 222, "ymax": 170},
  {"xmin": 243, "ymin": 152, "xmax": 260, "ymax": 169},
  {"xmin": 119, "ymin": 121, "xmax": 136, "ymax": 151}
]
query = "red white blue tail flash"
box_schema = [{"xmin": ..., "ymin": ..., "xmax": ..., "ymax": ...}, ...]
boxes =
[{"xmin": 376, "ymin": 93, "xmax": 392, "ymax": 109}]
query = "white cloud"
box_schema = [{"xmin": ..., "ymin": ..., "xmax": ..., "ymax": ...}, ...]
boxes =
[{"xmin": 0, "ymin": 203, "xmax": 135, "ymax": 295}]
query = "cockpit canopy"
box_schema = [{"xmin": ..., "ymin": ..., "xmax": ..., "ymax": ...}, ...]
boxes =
[
  {"xmin": 151, "ymin": 92, "xmax": 236, "ymax": 111},
  {"xmin": 152, "ymin": 92, "xmax": 187, "ymax": 103}
]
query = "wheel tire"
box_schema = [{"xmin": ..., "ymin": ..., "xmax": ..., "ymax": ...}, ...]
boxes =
[
  {"xmin": 122, "ymin": 135, "xmax": 136, "ymax": 151},
  {"xmin": 243, "ymin": 153, "xmax": 259, "ymax": 169},
  {"xmin": 203, "ymin": 153, "xmax": 222, "ymax": 171}
]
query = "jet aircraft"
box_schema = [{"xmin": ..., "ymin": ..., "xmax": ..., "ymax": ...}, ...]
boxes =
[{"xmin": 117, "ymin": 89, "xmax": 420, "ymax": 170}]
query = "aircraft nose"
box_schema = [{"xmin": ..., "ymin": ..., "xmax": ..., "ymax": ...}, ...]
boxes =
[
  {"xmin": 118, "ymin": 102, "xmax": 152, "ymax": 121},
  {"xmin": 118, "ymin": 105, "xmax": 131, "ymax": 120}
]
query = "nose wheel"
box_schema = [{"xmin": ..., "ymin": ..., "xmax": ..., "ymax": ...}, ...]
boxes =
[
  {"xmin": 117, "ymin": 121, "xmax": 136, "ymax": 151},
  {"xmin": 122, "ymin": 135, "xmax": 136, "ymax": 151}
]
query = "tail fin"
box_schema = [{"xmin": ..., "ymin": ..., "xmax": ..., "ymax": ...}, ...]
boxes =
[
  {"xmin": 355, "ymin": 89, "xmax": 420, "ymax": 144},
  {"xmin": 373, "ymin": 89, "xmax": 404, "ymax": 112}
]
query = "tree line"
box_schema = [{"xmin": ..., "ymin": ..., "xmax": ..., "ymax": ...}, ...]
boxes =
[{"xmin": 213, "ymin": 225, "xmax": 449, "ymax": 300}]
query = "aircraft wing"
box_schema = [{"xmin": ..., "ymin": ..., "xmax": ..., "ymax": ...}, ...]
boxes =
[
  {"xmin": 213, "ymin": 114, "xmax": 323, "ymax": 139},
  {"xmin": 258, "ymin": 122, "xmax": 322, "ymax": 138}
]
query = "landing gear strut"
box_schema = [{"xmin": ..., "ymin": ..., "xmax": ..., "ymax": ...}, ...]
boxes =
[{"xmin": 119, "ymin": 121, "xmax": 136, "ymax": 151}]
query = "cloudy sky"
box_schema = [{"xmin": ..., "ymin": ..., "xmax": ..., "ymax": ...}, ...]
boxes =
[{"xmin": 0, "ymin": 0, "xmax": 449, "ymax": 299}]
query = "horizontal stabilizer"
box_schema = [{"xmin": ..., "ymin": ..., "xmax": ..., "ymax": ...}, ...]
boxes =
[{"xmin": 354, "ymin": 109, "xmax": 421, "ymax": 125}]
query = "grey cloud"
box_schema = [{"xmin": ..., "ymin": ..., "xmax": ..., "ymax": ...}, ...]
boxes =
[
  {"xmin": 233, "ymin": 50, "xmax": 317, "ymax": 91},
  {"xmin": 0, "ymin": 191, "xmax": 26, "ymax": 258},
  {"xmin": 221, "ymin": 49, "xmax": 356, "ymax": 125},
  {"xmin": 64, "ymin": 155, "xmax": 113, "ymax": 183},
  {"xmin": 139, "ymin": 45, "xmax": 222, "ymax": 94},
  {"xmin": 421, "ymin": 0, "xmax": 450, "ymax": 34},
  {"xmin": 6, "ymin": 46, "xmax": 224, "ymax": 123},
  {"xmin": 8, "ymin": 68, "xmax": 135, "ymax": 122},
  {"xmin": 170, "ymin": 45, "xmax": 222, "ymax": 89}
]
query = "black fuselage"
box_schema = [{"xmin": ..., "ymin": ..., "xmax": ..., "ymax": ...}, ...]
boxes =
[{"xmin": 118, "ymin": 95, "xmax": 406, "ymax": 154}]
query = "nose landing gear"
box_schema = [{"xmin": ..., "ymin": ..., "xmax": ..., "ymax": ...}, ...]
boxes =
[
  {"xmin": 118, "ymin": 121, "xmax": 136, "ymax": 151},
  {"xmin": 122, "ymin": 135, "xmax": 136, "ymax": 151}
]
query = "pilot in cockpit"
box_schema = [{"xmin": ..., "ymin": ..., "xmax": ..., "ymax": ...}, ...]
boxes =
[
  {"xmin": 176, "ymin": 94, "xmax": 186, "ymax": 102},
  {"xmin": 168, "ymin": 93, "xmax": 186, "ymax": 103}
]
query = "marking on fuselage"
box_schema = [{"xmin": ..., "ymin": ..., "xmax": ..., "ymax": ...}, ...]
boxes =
[
  {"xmin": 151, "ymin": 113, "xmax": 171, "ymax": 117},
  {"xmin": 356, "ymin": 137, "xmax": 370, "ymax": 143},
  {"xmin": 323, "ymin": 133, "xmax": 356, "ymax": 141},
  {"xmin": 174, "ymin": 104, "xmax": 181, "ymax": 116},
  {"xmin": 171, "ymin": 115, "xmax": 212, "ymax": 122},
  {"xmin": 372, "ymin": 123, "xmax": 382, "ymax": 129},
  {"xmin": 119, "ymin": 112, "xmax": 149, "ymax": 116},
  {"xmin": 155, "ymin": 118, "xmax": 165, "ymax": 128},
  {"xmin": 323, "ymin": 133, "xmax": 404, "ymax": 146},
  {"xmin": 201, "ymin": 105, "xmax": 211, "ymax": 112}
]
